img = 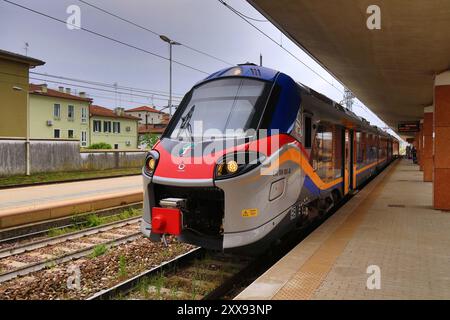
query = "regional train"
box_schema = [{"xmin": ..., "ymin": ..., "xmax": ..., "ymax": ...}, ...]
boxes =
[{"xmin": 141, "ymin": 64, "xmax": 399, "ymax": 253}]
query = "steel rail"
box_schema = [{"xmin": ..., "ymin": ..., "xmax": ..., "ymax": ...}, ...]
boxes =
[
  {"xmin": 0, "ymin": 202, "xmax": 142, "ymax": 244},
  {"xmin": 87, "ymin": 247, "xmax": 204, "ymax": 300},
  {"xmin": 0, "ymin": 217, "xmax": 141, "ymax": 259},
  {"xmin": 0, "ymin": 231, "xmax": 142, "ymax": 283}
]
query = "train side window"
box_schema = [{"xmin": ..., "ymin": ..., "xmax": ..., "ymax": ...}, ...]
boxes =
[
  {"xmin": 356, "ymin": 131, "xmax": 365, "ymax": 168},
  {"xmin": 304, "ymin": 116, "xmax": 312, "ymax": 148},
  {"xmin": 311, "ymin": 122, "xmax": 335, "ymax": 182}
]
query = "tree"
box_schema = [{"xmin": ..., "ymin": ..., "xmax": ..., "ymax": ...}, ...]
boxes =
[{"xmin": 140, "ymin": 133, "xmax": 159, "ymax": 149}]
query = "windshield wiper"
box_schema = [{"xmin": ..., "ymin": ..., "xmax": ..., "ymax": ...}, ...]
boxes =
[{"xmin": 177, "ymin": 105, "xmax": 195, "ymax": 140}]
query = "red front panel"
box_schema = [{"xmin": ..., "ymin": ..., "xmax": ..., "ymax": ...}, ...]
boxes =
[{"xmin": 151, "ymin": 207, "xmax": 182, "ymax": 235}]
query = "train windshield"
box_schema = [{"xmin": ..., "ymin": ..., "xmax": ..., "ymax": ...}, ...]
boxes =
[{"xmin": 167, "ymin": 78, "xmax": 271, "ymax": 140}]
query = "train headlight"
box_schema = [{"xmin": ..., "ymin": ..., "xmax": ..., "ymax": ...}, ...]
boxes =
[
  {"xmin": 226, "ymin": 160, "xmax": 239, "ymax": 174},
  {"xmin": 215, "ymin": 152, "xmax": 265, "ymax": 180},
  {"xmin": 144, "ymin": 151, "xmax": 159, "ymax": 176},
  {"xmin": 148, "ymin": 158, "xmax": 156, "ymax": 171}
]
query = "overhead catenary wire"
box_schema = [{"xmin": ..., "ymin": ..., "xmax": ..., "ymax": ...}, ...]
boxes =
[
  {"xmin": 29, "ymin": 76, "xmax": 182, "ymax": 102},
  {"xmin": 217, "ymin": 0, "xmax": 396, "ymax": 134},
  {"xmin": 84, "ymin": 93, "xmax": 180, "ymax": 107},
  {"xmin": 30, "ymin": 71, "xmax": 185, "ymax": 98},
  {"xmin": 2, "ymin": 0, "xmax": 210, "ymax": 75},
  {"xmin": 217, "ymin": 0, "xmax": 343, "ymax": 95},
  {"xmin": 3, "ymin": 0, "xmax": 394, "ymax": 134},
  {"xmin": 0, "ymin": 69, "xmax": 185, "ymax": 101},
  {"xmin": 0, "ymin": 69, "xmax": 184, "ymax": 101},
  {"xmin": 77, "ymin": 0, "xmax": 235, "ymax": 67},
  {"xmin": 220, "ymin": 3, "xmax": 269, "ymax": 23},
  {"xmin": 1, "ymin": 75, "xmax": 179, "ymax": 108}
]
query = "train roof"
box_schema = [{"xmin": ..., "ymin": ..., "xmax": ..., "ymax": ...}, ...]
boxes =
[
  {"xmin": 296, "ymin": 81, "xmax": 396, "ymax": 140},
  {"xmin": 199, "ymin": 63, "xmax": 279, "ymax": 84}
]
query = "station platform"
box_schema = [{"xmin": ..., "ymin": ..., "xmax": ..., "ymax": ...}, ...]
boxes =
[
  {"xmin": 0, "ymin": 176, "xmax": 143, "ymax": 229},
  {"xmin": 236, "ymin": 159, "xmax": 450, "ymax": 300}
]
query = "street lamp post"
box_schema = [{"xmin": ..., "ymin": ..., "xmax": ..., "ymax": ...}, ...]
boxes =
[{"xmin": 160, "ymin": 35, "xmax": 181, "ymax": 118}]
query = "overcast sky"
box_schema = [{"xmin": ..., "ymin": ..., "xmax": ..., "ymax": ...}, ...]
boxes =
[{"xmin": 0, "ymin": 0, "xmax": 400, "ymax": 139}]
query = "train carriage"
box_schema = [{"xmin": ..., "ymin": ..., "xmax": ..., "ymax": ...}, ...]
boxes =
[{"xmin": 141, "ymin": 64, "xmax": 397, "ymax": 253}]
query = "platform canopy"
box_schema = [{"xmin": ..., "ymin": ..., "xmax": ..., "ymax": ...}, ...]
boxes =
[{"xmin": 248, "ymin": 0, "xmax": 450, "ymax": 137}]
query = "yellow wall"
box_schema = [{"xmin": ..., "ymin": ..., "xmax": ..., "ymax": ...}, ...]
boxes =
[
  {"xmin": 29, "ymin": 95, "xmax": 90, "ymax": 146},
  {"xmin": 0, "ymin": 58, "xmax": 29, "ymax": 137},
  {"xmin": 90, "ymin": 116, "xmax": 138, "ymax": 149}
]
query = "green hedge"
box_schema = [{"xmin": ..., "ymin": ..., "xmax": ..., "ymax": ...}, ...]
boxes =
[{"xmin": 88, "ymin": 142, "xmax": 112, "ymax": 149}]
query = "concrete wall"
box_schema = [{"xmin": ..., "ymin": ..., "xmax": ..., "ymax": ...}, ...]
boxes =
[
  {"xmin": 0, "ymin": 139, "xmax": 26, "ymax": 175},
  {"xmin": 79, "ymin": 150, "xmax": 145, "ymax": 170},
  {"xmin": 0, "ymin": 139, "xmax": 146, "ymax": 176},
  {"xmin": 31, "ymin": 140, "xmax": 81, "ymax": 173}
]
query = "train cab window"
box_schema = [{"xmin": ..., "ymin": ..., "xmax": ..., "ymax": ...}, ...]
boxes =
[
  {"xmin": 304, "ymin": 116, "xmax": 312, "ymax": 148},
  {"xmin": 166, "ymin": 78, "xmax": 270, "ymax": 140}
]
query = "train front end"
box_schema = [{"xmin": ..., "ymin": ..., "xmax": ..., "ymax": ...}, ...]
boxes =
[{"xmin": 141, "ymin": 65, "xmax": 302, "ymax": 252}]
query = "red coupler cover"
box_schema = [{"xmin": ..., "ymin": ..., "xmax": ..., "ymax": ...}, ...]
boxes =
[{"xmin": 151, "ymin": 207, "xmax": 182, "ymax": 235}]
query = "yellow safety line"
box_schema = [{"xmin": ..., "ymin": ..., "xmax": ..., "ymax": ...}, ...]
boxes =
[{"xmin": 272, "ymin": 160, "xmax": 399, "ymax": 300}]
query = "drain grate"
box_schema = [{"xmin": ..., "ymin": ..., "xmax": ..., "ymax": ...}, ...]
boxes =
[{"xmin": 388, "ymin": 204, "xmax": 406, "ymax": 208}]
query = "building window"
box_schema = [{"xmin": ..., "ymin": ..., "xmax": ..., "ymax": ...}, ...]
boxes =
[
  {"xmin": 104, "ymin": 121, "xmax": 112, "ymax": 133},
  {"xmin": 68, "ymin": 130, "xmax": 74, "ymax": 139},
  {"xmin": 113, "ymin": 122, "xmax": 121, "ymax": 133},
  {"xmin": 54, "ymin": 104, "xmax": 61, "ymax": 119},
  {"xmin": 68, "ymin": 105, "xmax": 74, "ymax": 121},
  {"xmin": 54, "ymin": 129, "xmax": 60, "ymax": 138},
  {"xmin": 93, "ymin": 120, "xmax": 102, "ymax": 132},
  {"xmin": 81, "ymin": 107, "xmax": 87, "ymax": 123},
  {"xmin": 114, "ymin": 144, "xmax": 119, "ymax": 150},
  {"xmin": 81, "ymin": 131, "xmax": 87, "ymax": 147}
]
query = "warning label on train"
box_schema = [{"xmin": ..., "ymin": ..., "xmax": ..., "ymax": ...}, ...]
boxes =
[{"xmin": 242, "ymin": 208, "xmax": 258, "ymax": 218}]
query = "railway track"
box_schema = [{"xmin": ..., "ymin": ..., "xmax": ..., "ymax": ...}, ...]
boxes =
[
  {"xmin": 0, "ymin": 217, "xmax": 142, "ymax": 283},
  {"xmin": 0, "ymin": 203, "xmax": 142, "ymax": 247},
  {"xmin": 85, "ymin": 196, "xmax": 353, "ymax": 300},
  {"xmin": 88, "ymin": 247, "xmax": 257, "ymax": 300}
]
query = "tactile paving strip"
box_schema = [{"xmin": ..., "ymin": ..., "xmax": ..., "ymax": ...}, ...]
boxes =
[{"xmin": 273, "ymin": 162, "xmax": 399, "ymax": 300}]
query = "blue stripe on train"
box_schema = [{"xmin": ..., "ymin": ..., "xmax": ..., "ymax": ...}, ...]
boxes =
[
  {"xmin": 304, "ymin": 176, "xmax": 321, "ymax": 196},
  {"xmin": 304, "ymin": 175, "xmax": 343, "ymax": 197}
]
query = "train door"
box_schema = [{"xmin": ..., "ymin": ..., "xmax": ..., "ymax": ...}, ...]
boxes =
[{"xmin": 343, "ymin": 129, "xmax": 353, "ymax": 195}]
